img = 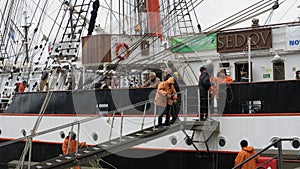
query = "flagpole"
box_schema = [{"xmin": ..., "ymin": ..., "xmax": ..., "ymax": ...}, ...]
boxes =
[{"xmin": 248, "ymin": 37, "xmax": 251, "ymax": 82}]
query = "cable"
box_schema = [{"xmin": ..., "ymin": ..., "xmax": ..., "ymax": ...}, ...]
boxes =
[
  {"xmin": 203, "ymin": 0, "xmax": 268, "ymax": 31},
  {"xmin": 191, "ymin": 0, "xmax": 205, "ymax": 32}
]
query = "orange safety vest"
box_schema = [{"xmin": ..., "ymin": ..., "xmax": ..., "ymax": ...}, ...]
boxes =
[
  {"xmin": 235, "ymin": 146, "xmax": 259, "ymax": 169},
  {"xmin": 18, "ymin": 84, "xmax": 25, "ymax": 92},
  {"xmin": 62, "ymin": 137, "xmax": 86, "ymax": 169},
  {"xmin": 225, "ymin": 75, "xmax": 233, "ymax": 83},
  {"xmin": 62, "ymin": 137, "xmax": 86, "ymax": 155}
]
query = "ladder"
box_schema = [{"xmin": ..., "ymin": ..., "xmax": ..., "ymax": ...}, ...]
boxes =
[
  {"xmin": 0, "ymin": 86, "xmax": 15, "ymax": 112},
  {"xmin": 173, "ymin": 0, "xmax": 195, "ymax": 35},
  {"xmin": 0, "ymin": 31, "xmax": 8, "ymax": 60},
  {"xmin": 32, "ymin": 121, "xmax": 219, "ymax": 169},
  {"xmin": 52, "ymin": 1, "xmax": 92, "ymax": 62}
]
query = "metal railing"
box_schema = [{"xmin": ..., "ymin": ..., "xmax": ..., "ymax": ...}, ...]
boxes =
[
  {"xmin": 1, "ymin": 89, "xmax": 189, "ymax": 168},
  {"xmin": 232, "ymin": 138, "xmax": 296, "ymax": 169}
]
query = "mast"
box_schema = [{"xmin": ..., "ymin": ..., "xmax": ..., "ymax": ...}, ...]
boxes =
[
  {"xmin": 136, "ymin": 0, "xmax": 144, "ymax": 35},
  {"xmin": 22, "ymin": 11, "xmax": 30, "ymax": 64},
  {"xmin": 146, "ymin": 0, "xmax": 162, "ymax": 38}
]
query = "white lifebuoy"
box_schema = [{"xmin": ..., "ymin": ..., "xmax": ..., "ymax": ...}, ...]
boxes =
[{"xmin": 115, "ymin": 42, "xmax": 130, "ymax": 60}]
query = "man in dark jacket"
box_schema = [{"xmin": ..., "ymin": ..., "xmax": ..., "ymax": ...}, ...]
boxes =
[
  {"xmin": 198, "ymin": 66, "xmax": 211, "ymax": 120},
  {"xmin": 165, "ymin": 68, "xmax": 180, "ymax": 124},
  {"xmin": 240, "ymin": 67, "xmax": 249, "ymax": 82}
]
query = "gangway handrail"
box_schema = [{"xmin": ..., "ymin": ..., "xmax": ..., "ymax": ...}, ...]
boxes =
[
  {"xmin": 0, "ymin": 98, "xmax": 151, "ymax": 148},
  {"xmin": 31, "ymin": 120, "xmax": 219, "ymax": 169},
  {"xmin": 232, "ymin": 138, "xmax": 295, "ymax": 169},
  {"xmin": 0, "ymin": 90, "xmax": 186, "ymax": 148}
]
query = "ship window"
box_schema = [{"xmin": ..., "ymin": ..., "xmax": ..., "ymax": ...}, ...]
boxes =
[
  {"xmin": 218, "ymin": 136, "xmax": 227, "ymax": 147},
  {"xmin": 219, "ymin": 139, "xmax": 226, "ymax": 147},
  {"xmin": 59, "ymin": 131, "xmax": 65, "ymax": 139},
  {"xmin": 92, "ymin": 132, "xmax": 98, "ymax": 141},
  {"xmin": 270, "ymin": 137, "xmax": 280, "ymax": 148},
  {"xmin": 242, "ymin": 100, "xmax": 262, "ymax": 114},
  {"xmin": 292, "ymin": 138, "xmax": 300, "ymax": 149},
  {"xmin": 21, "ymin": 129, "xmax": 26, "ymax": 136},
  {"xmin": 219, "ymin": 62, "xmax": 230, "ymax": 68},
  {"xmin": 273, "ymin": 61, "xmax": 285, "ymax": 80},
  {"xmin": 0, "ymin": 129, "xmax": 2, "ymax": 135},
  {"xmin": 169, "ymin": 136, "xmax": 177, "ymax": 145}
]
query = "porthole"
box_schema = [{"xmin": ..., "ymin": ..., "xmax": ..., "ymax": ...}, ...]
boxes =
[
  {"xmin": 219, "ymin": 138, "xmax": 226, "ymax": 147},
  {"xmin": 218, "ymin": 136, "xmax": 227, "ymax": 147},
  {"xmin": 270, "ymin": 137, "xmax": 280, "ymax": 148},
  {"xmin": 59, "ymin": 131, "xmax": 65, "ymax": 139},
  {"xmin": 92, "ymin": 132, "xmax": 98, "ymax": 141},
  {"xmin": 169, "ymin": 136, "xmax": 177, "ymax": 145},
  {"xmin": 0, "ymin": 129, "xmax": 2, "ymax": 135},
  {"xmin": 292, "ymin": 138, "xmax": 300, "ymax": 149},
  {"xmin": 21, "ymin": 129, "xmax": 26, "ymax": 136}
]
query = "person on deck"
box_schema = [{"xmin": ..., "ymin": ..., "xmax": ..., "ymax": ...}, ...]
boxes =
[
  {"xmin": 215, "ymin": 69, "xmax": 232, "ymax": 114},
  {"xmin": 240, "ymin": 67, "xmax": 249, "ymax": 82},
  {"xmin": 140, "ymin": 72, "xmax": 160, "ymax": 88},
  {"xmin": 234, "ymin": 140, "xmax": 259, "ymax": 169},
  {"xmin": 40, "ymin": 72, "xmax": 49, "ymax": 91},
  {"xmin": 164, "ymin": 68, "xmax": 180, "ymax": 124},
  {"xmin": 198, "ymin": 66, "xmax": 211, "ymax": 120},
  {"xmin": 220, "ymin": 69, "xmax": 233, "ymax": 84},
  {"xmin": 155, "ymin": 77, "xmax": 177, "ymax": 127},
  {"xmin": 18, "ymin": 81, "xmax": 27, "ymax": 92}
]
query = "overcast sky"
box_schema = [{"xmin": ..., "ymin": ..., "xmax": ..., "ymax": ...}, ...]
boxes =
[
  {"xmin": 195, "ymin": 0, "xmax": 300, "ymax": 30},
  {"xmin": 20, "ymin": 0, "xmax": 300, "ymax": 39},
  {"xmin": 42, "ymin": 0, "xmax": 300, "ymax": 31}
]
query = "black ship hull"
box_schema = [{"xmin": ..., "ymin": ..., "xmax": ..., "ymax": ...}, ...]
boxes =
[{"xmin": 0, "ymin": 140, "xmax": 236, "ymax": 169}]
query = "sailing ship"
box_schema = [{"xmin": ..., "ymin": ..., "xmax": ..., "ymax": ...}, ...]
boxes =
[{"xmin": 0, "ymin": 0, "xmax": 300, "ymax": 168}]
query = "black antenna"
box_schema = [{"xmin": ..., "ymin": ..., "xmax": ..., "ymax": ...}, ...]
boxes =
[
  {"xmin": 88, "ymin": 0, "xmax": 100, "ymax": 35},
  {"xmin": 272, "ymin": 0, "xmax": 279, "ymax": 10}
]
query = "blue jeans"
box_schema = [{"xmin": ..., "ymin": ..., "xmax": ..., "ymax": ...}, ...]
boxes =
[{"xmin": 158, "ymin": 104, "xmax": 171, "ymax": 126}]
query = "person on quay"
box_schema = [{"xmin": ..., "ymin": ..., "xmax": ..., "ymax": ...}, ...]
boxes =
[
  {"xmin": 234, "ymin": 140, "xmax": 259, "ymax": 169},
  {"xmin": 62, "ymin": 132, "xmax": 86, "ymax": 169},
  {"xmin": 296, "ymin": 70, "xmax": 300, "ymax": 80},
  {"xmin": 155, "ymin": 77, "xmax": 177, "ymax": 127}
]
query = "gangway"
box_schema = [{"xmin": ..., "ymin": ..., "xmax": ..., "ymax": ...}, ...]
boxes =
[{"xmin": 31, "ymin": 120, "xmax": 219, "ymax": 169}]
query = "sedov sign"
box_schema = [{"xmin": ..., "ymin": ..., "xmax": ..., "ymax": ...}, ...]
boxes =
[{"xmin": 217, "ymin": 28, "xmax": 272, "ymax": 53}]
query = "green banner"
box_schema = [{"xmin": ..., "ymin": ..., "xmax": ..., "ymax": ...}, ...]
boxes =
[{"xmin": 170, "ymin": 33, "xmax": 217, "ymax": 53}]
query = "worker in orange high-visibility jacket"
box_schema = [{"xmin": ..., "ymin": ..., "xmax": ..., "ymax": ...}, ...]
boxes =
[
  {"xmin": 155, "ymin": 77, "xmax": 177, "ymax": 126},
  {"xmin": 62, "ymin": 132, "xmax": 86, "ymax": 169},
  {"xmin": 235, "ymin": 140, "xmax": 259, "ymax": 169}
]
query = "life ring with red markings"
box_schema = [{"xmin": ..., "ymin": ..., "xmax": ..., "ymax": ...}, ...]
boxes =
[{"xmin": 115, "ymin": 42, "xmax": 130, "ymax": 60}]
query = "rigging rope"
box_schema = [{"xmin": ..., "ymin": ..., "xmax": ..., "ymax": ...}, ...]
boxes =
[
  {"xmin": 129, "ymin": 0, "xmax": 281, "ymax": 65},
  {"xmin": 16, "ymin": 68, "xmax": 58, "ymax": 169},
  {"xmin": 191, "ymin": 0, "xmax": 204, "ymax": 32}
]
